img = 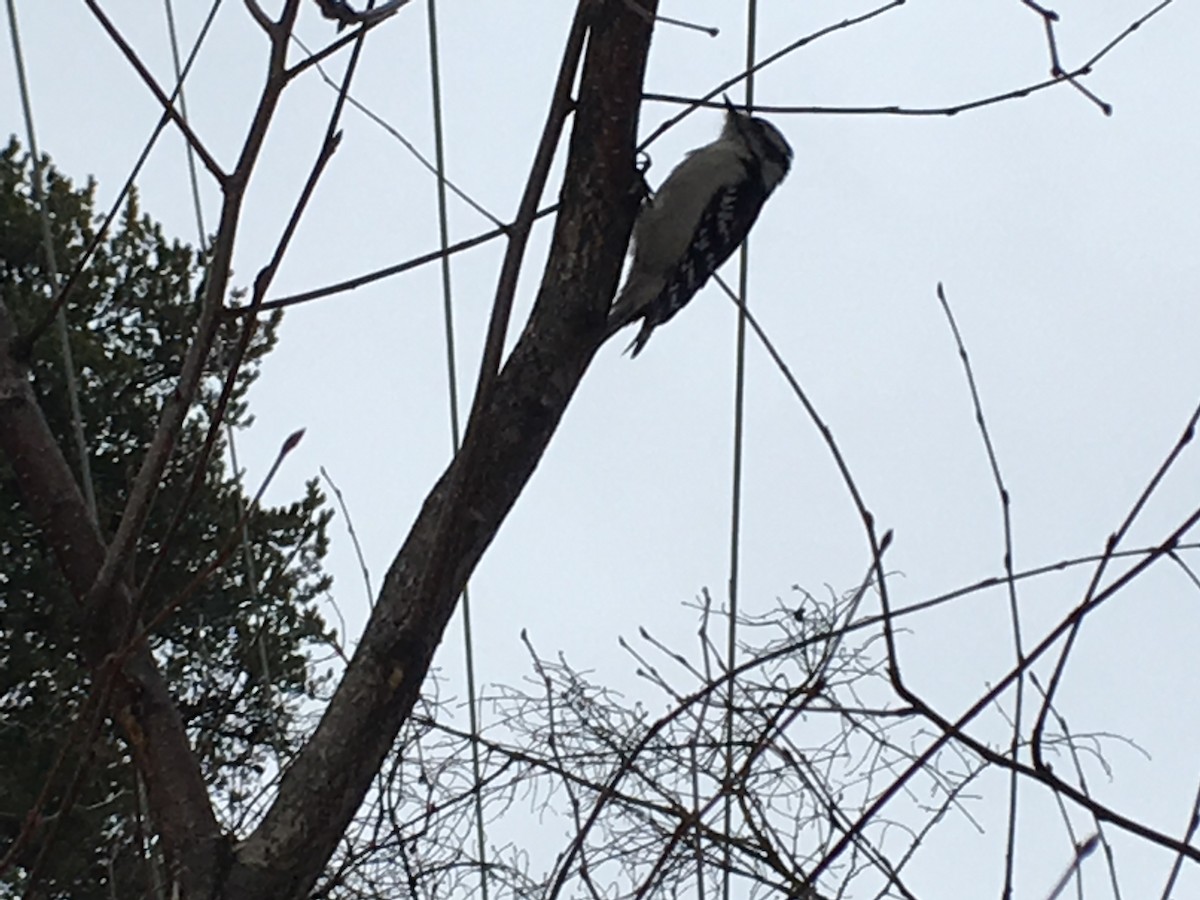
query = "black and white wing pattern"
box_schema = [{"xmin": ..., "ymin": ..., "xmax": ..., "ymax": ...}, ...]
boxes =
[{"xmin": 628, "ymin": 169, "xmax": 766, "ymax": 356}]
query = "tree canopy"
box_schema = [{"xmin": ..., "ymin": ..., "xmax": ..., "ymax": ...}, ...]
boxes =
[{"xmin": 0, "ymin": 138, "xmax": 334, "ymax": 899}]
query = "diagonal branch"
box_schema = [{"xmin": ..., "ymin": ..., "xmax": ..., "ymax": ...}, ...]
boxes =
[
  {"xmin": 82, "ymin": 0, "xmax": 226, "ymax": 183},
  {"xmin": 16, "ymin": 0, "xmax": 223, "ymax": 356},
  {"xmin": 0, "ymin": 4, "xmax": 311, "ymax": 897},
  {"xmin": 241, "ymin": 205, "xmax": 557, "ymax": 314},
  {"xmin": 83, "ymin": 0, "xmax": 302, "ymax": 631},
  {"xmin": 222, "ymin": 3, "xmax": 656, "ymax": 896},
  {"xmin": 467, "ymin": 1, "xmax": 591, "ymax": 421},
  {"xmin": 0, "ymin": 300, "xmax": 223, "ymax": 896}
]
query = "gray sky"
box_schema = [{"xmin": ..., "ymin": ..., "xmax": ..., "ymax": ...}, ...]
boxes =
[{"xmin": 5, "ymin": 1, "xmax": 1200, "ymax": 896}]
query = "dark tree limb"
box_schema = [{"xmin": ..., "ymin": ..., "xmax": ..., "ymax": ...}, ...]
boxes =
[
  {"xmin": 84, "ymin": 0, "xmax": 303, "ymax": 631},
  {"xmin": 0, "ymin": 302, "xmax": 225, "ymax": 897},
  {"xmin": 2, "ymin": 0, "xmax": 654, "ymax": 895},
  {"xmin": 0, "ymin": 3, "xmax": 317, "ymax": 897},
  {"xmin": 224, "ymin": 1, "xmax": 657, "ymax": 897},
  {"xmin": 468, "ymin": 1, "xmax": 590, "ymax": 421}
]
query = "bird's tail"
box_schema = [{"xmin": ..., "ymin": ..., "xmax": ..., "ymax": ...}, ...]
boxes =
[
  {"xmin": 626, "ymin": 319, "xmax": 655, "ymax": 357},
  {"xmin": 605, "ymin": 269, "xmax": 661, "ymax": 345}
]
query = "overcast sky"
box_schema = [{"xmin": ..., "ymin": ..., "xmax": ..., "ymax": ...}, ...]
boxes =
[{"xmin": 5, "ymin": 1, "xmax": 1200, "ymax": 896}]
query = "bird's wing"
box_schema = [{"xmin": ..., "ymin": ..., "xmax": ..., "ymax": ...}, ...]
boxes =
[{"xmin": 645, "ymin": 177, "xmax": 766, "ymax": 331}]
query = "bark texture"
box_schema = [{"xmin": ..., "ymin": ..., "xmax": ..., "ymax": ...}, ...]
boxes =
[
  {"xmin": 0, "ymin": 306, "xmax": 226, "ymax": 897},
  {"xmin": 1, "ymin": 1, "xmax": 656, "ymax": 896},
  {"xmin": 222, "ymin": 3, "xmax": 657, "ymax": 898}
]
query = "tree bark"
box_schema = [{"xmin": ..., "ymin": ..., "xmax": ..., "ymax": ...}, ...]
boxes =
[
  {"xmin": 1, "ymin": 0, "xmax": 656, "ymax": 896},
  {"xmin": 0, "ymin": 304, "xmax": 225, "ymax": 897},
  {"xmin": 223, "ymin": 2, "xmax": 658, "ymax": 898}
]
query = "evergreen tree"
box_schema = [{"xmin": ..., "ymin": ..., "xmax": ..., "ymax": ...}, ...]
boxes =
[{"xmin": 0, "ymin": 138, "xmax": 334, "ymax": 899}]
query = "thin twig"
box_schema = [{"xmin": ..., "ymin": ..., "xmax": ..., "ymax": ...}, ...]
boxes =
[
  {"xmin": 645, "ymin": 1, "xmax": 1175, "ymax": 126},
  {"xmin": 5, "ymin": 0, "xmax": 98, "ymax": 521},
  {"xmin": 935, "ymin": 283, "xmax": 1026, "ymax": 897},
  {"xmin": 82, "ymin": 0, "xmax": 226, "ymax": 182},
  {"xmin": 320, "ymin": 465, "xmax": 374, "ymax": 603},
  {"xmin": 289, "ymin": 33, "xmax": 502, "ymax": 227},
  {"xmin": 285, "ymin": 9, "xmax": 400, "ymax": 79},
  {"xmin": 468, "ymin": 1, "xmax": 590, "ymax": 419},
  {"xmin": 233, "ymin": 206, "xmax": 555, "ymax": 315},
  {"xmin": 139, "ymin": 6, "xmax": 365, "ymax": 606},
  {"xmin": 1033, "ymin": 399, "xmax": 1200, "ymax": 763},
  {"xmin": 1159, "ymin": 774, "xmax": 1200, "ymax": 899},
  {"xmin": 639, "ymin": 0, "xmax": 906, "ymax": 148},
  {"xmin": 1044, "ymin": 835, "xmax": 1099, "ymax": 900},
  {"xmin": 16, "ymin": 0, "xmax": 222, "ymax": 356},
  {"xmin": 130, "ymin": 429, "xmax": 305, "ymax": 647}
]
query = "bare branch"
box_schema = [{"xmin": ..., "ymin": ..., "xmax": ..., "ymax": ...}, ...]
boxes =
[
  {"xmin": 240, "ymin": 206, "xmax": 556, "ymax": 315},
  {"xmin": 312, "ymin": 0, "xmax": 409, "ymax": 32},
  {"xmin": 0, "ymin": 299, "xmax": 223, "ymax": 896},
  {"xmin": 244, "ymin": 0, "xmax": 272, "ymax": 32},
  {"xmin": 287, "ymin": 5, "xmax": 403, "ymax": 78},
  {"xmin": 223, "ymin": 4, "xmax": 654, "ymax": 896},
  {"xmin": 82, "ymin": 0, "xmax": 226, "ymax": 183},
  {"xmin": 467, "ymin": 1, "xmax": 590, "ymax": 420}
]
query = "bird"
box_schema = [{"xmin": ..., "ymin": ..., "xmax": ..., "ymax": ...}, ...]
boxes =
[{"xmin": 606, "ymin": 96, "xmax": 793, "ymax": 357}]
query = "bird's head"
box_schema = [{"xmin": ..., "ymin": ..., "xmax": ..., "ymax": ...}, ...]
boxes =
[{"xmin": 721, "ymin": 94, "xmax": 793, "ymax": 191}]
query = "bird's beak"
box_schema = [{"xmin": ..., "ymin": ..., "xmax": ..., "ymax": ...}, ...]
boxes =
[{"xmin": 722, "ymin": 94, "xmax": 739, "ymax": 116}]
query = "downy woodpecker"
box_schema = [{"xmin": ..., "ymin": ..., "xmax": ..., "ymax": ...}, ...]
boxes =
[{"xmin": 607, "ymin": 96, "xmax": 793, "ymax": 356}]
